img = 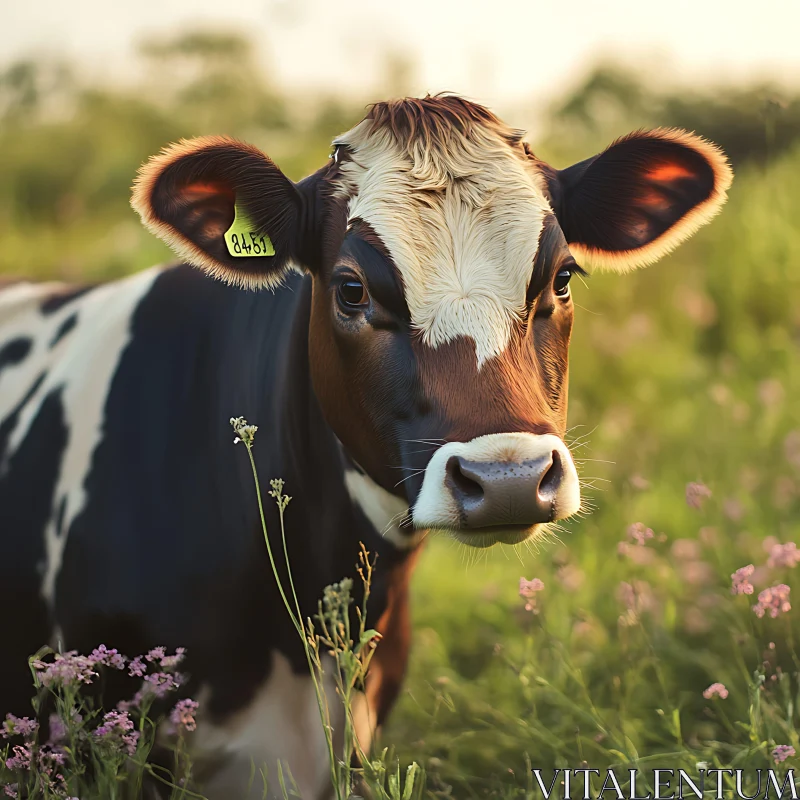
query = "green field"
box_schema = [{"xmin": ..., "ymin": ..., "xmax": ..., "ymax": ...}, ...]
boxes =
[{"xmin": 2, "ymin": 36, "xmax": 800, "ymax": 797}]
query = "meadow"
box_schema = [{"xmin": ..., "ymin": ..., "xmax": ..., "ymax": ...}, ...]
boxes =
[{"xmin": 2, "ymin": 33, "xmax": 800, "ymax": 798}]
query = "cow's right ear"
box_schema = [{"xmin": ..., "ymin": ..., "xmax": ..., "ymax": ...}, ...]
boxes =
[{"xmin": 131, "ymin": 136, "xmax": 306, "ymax": 289}]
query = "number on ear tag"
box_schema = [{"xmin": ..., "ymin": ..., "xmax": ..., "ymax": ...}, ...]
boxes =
[{"xmin": 224, "ymin": 204, "xmax": 275, "ymax": 258}]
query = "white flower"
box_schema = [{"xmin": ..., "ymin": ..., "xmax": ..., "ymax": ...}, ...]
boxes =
[{"xmin": 230, "ymin": 416, "xmax": 258, "ymax": 447}]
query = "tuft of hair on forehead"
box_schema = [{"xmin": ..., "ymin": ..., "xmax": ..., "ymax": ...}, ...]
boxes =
[
  {"xmin": 333, "ymin": 94, "xmax": 531, "ymax": 188},
  {"xmin": 362, "ymin": 94, "xmax": 525, "ymax": 151}
]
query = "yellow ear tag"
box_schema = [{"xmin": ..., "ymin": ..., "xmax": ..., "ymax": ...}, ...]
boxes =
[{"xmin": 224, "ymin": 204, "xmax": 275, "ymax": 258}]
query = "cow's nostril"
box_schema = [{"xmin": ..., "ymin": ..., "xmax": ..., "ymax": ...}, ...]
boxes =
[
  {"xmin": 446, "ymin": 456, "xmax": 484, "ymax": 502},
  {"xmin": 537, "ymin": 450, "xmax": 563, "ymax": 501}
]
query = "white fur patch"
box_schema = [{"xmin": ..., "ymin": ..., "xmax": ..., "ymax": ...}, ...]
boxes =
[
  {"xmin": 344, "ymin": 468, "xmax": 423, "ymax": 549},
  {"xmin": 334, "ymin": 120, "xmax": 551, "ymax": 367},
  {"xmin": 0, "ymin": 267, "xmax": 163, "ymax": 603},
  {"xmin": 412, "ymin": 432, "xmax": 580, "ymax": 545},
  {"xmin": 190, "ymin": 651, "xmax": 374, "ymax": 800}
]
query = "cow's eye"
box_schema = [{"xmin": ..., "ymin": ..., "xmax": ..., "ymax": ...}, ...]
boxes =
[
  {"xmin": 553, "ymin": 269, "xmax": 572, "ymax": 297},
  {"xmin": 337, "ymin": 279, "xmax": 369, "ymax": 309}
]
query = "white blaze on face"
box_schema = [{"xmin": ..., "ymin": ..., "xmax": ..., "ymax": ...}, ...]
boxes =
[{"xmin": 333, "ymin": 118, "xmax": 552, "ymax": 367}]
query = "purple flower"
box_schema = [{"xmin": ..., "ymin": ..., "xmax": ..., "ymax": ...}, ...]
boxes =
[
  {"xmin": 47, "ymin": 710, "xmax": 82, "ymax": 745},
  {"xmin": 170, "ymin": 699, "xmax": 199, "ymax": 732},
  {"xmin": 143, "ymin": 671, "xmax": 183, "ymax": 698},
  {"xmin": 159, "ymin": 647, "xmax": 186, "ymax": 671},
  {"xmin": 519, "ymin": 577, "xmax": 545, "ymax": 613},
  {"xmin": 2, "ymin": 714, "xmax": 38, "ymax": 740},
  {"xmin": 626, "ymin": 522, "xmax": 654, "ymax": 545},
  {"xmin": 5, "ymin": 744, "xmax": 32, "ymax": 771},
  {"xmin": 88, "ymin": 645, "xmax": 126, "ymax": 670},
  {"xmin": 3, "ymin": 785, "xmax": 18, "ymax": 798},
  {"xmin": 94, "ymin": 710, "xmax": 139, "ymax": 756},
  {"xmin": 31, "ymin": 651, "xmax": 96, "ymax": 688},
  {"xmin": 773, "ymin": 745, "xmax": 796, "ymax": 764},
  {"xmin": 127, "ymin": 671, "xmax": 184, "ymax": 708},
  {"xmin": 703, "ymin": 682, "xmax": 729, "ymax": 700},
  {"xmin": 145, "ymin": 647, "xmax": 166, "ymax": 663},
  {"xmin": 731, "ymin": 564, "xmax": 755, "ymax": 595},
  {"xmin": 617, "ymin": 580, "xmax": 655, "ymax": 626},
  {"xmin": 686, "ymin": 482, "xmax": 712, "ymax": 509},
  {"xmin": 767, "ymin": 542, "xmax": 800, "ymax": 569},
  {"xmin": 753, "ymin": 584, "xmax": 792, "ymax": 618},
  {"xmin": 128, "ymin": 657, "xmax": 147, "ymax": 678}
]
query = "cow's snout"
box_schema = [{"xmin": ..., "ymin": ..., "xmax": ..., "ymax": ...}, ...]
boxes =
[
  {"xmin": 412, "ymin": 433, "xmax": 580, "ymax": 546},
  {"xmin": 445, "ymin": 449, "xmax": 565, "ymax": 528}
]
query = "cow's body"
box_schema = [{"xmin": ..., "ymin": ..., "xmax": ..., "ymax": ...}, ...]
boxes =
[
  {"xmin": 1, "ymin": 265, "xmax": 414, "ymax": 798},
  {"xmin": 1, "ymin": 95, "xmax": 733, "ymax": 799}
]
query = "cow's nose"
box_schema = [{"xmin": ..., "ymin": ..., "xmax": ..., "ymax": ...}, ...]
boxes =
[{"xmin": 445, "ymin": 450, "xmax": 566, "ymax": 528}]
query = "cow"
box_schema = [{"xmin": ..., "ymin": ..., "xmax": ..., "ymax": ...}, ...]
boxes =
[{"xmin": 0, "ymin": 95, "xmax": 732, "ymax": 798}]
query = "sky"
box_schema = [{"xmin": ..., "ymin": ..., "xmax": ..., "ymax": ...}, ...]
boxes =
[{"xmin": 3, "ymin": 0, "xmax": 799, "ymax": 112}]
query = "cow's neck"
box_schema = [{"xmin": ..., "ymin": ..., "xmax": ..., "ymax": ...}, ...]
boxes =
[{"xmin": 220, "ymin": 274, "xmax": 417, "ymax": 642}]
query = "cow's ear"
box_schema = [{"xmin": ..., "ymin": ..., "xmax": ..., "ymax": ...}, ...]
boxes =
[
  {"xmin": 132, "ymin": 136, "xmax": 306, "ymax": 289},
  {"xmin": 547, "ymin": 128, "xmax": 733, "ymax": 272}
]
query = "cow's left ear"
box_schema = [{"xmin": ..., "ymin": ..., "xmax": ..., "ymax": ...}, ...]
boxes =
[
  {"xmin": 546, "ymin": 128, "xmax": 733, "ymax": 272},
  {"xmin": 132, "ymin": 136, "xmax": 310, "ymax": 289}
]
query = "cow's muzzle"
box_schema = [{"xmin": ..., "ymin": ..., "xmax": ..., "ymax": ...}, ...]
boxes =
[{"xmin": 412, "ymin": 432, "xmax": 580, "ymax": 546}]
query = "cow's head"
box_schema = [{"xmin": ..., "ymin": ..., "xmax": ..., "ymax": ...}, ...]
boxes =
[{"xmin": 132, "ymin": 95, "xmax": 732, "ymax": 548}]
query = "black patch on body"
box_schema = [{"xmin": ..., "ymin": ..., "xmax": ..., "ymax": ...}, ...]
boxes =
[
  {"xmin": 0, "ymin": 388, "xmax": 68, "ymax": 717},
  {"xmin": 0, "ymin": 337, "xmax": 32, "ymax": 376},
  {"xmin": 40, "ymin": 285, "xmax": 94, "ymax": 315},
  {"xmin": 0, "ymin": 372, "xmax": 47, "ymax": 464},
  {"xmin": 49, "ymin": 313, "xmax": 78, "ymax": 348}
]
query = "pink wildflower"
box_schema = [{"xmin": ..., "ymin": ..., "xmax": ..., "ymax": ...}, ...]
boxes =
[
  {"xmin": 159, "ymin": 647, "xmax": 186, "ymax": 671},
  {"xmin": 785, "ymin": 430, "xmax": 800, "ymax": 470},
  {"xmin": 88, "ymin": 645, "xmax": 126, "ymax": 670},
  {"xmin": 94, "ymin": 710, "xmax": 139, "ymax": 756},
  {"xmin": 773, "ymin": 745, "xmax": 796, "ymax": 764},
  {"xmin": 519, "ymin": 577, "xmax": 545, "ymax": 613},
  {"xmin": 128, "ymin": 656, "xmax": 147, "ymax": 677},
  {"xmin": 145, "ymin": 646, "xmax": 166, "ymax": 663},
  {"xmin": 3, "ymin": 785, "xmax": 17, "ymax": 798},
  {"xmin": 617, "ymin": 580, "xmax": 655, "ymax": 626},
  {"xmin": 170, "ymin": 699, "xmax": 199, "ymax": 732},
  {"xmin": 753, "ymin": 584, "xmax": 792, "ymax": 618},
  {"xmin": 556, "ymin": 564, "xmax": 584, "ymax": 592},
  {"xmin": 47, "ymin": 709, "xmax": 82, "ymax": 745},
  {"xmin": 626, "ymin": 522, "xmax": 654, "ymax": 545},
  {"xmin": 671, "ymin": 539, "xmax": 702, "ymax": 560},
  {"xmin": 723, "ymin": 497, "xmax": 744, "ymax": 521},
  {"xmin": 31, "ymin": 651, "xmax": 96, "ymax": 688},
  {"xmin": 767, "ymin": 542, "xmax": 800, "ymax": 569},
  {"xmin": 127, "ymin": 670, "xmax": 185, "ymax": 707},
  {"xmin": 5, "ymin": 744, "xmax": 32, "ymax": 771},
  {"xmin": 686, "ymin": 482, "xmax": 712, "ymax": 509},
  {"xmin": 731, "ymin": 564, "xmax": 755, "ymax": 595},
  {"xmin": 2, "ymin": 715, "xmax": 38, "ymax": 740},
  {"xmin": 703, "ymin": 682, "xmax": 729, "ymax": 700},
  {"xmin": 143, "ymin": 671, "xmax": 183, "ymax": 698}
]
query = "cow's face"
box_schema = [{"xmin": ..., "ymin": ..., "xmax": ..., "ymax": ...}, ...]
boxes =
[{"xmin": 133, "ymin": 95, "xmax": 732, "ymax": 548}]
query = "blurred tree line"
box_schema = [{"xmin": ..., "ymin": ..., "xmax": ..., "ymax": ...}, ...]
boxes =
[
  {"xmin": 538, "ymin": 61, "xmax": 800, "ymax": 167},
  {"xmin": 0, "ymin": 33, "xmax": 798, "ymax": 280}
]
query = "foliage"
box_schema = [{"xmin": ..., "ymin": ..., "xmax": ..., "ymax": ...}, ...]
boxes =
[
  {"xmin": 0, "ymin": 646, "xmax": 199, "ymax": 799},
  {"xmin": 539, "ymin": 61, "xmax": 800, "ymax": 168}
]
